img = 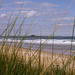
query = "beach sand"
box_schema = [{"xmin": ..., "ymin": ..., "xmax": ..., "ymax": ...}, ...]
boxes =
[{"xmin": 0, "ymin": 45, "xmax": 74, "ymax": 69}]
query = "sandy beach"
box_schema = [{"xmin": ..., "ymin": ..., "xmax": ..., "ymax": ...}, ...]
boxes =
[{"xmin": 0, "ymin": 45, "xmax": 72, "ymax": 68}]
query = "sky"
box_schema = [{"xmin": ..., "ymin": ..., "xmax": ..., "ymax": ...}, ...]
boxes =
[{"xmin": 0, "ymin": 0, "xmax": 75, "ymax": 36}]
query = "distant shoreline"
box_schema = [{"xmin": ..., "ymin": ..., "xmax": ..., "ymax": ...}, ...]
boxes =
[{"xmin": 0, "ymin": 36, "xmax": 75, "ymax": 39}]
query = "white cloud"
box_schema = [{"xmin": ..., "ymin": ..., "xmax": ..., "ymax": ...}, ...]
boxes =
[
  {"xmin": 41, "ymin": 2, "xmax": 58, "ymax": 7},
  {"xmin": 13, "ymin": 1, "xmax": 27, "ymax": 4},
  {"xmin": 26, "ymin": 10, "xmax": 36, "ymax": 17},
  {"xmin": 14, "ymin": 7, "xmax": 39, "ymax": 10},
  {"xmin": 48, "ymin": 17, "xmax": 74, "ymax": 21},
  {"xmin": 7, "ymin": 10, "xmax": 37, "ymax": 17},
  {"xmin": 35, "ymin": 12, "xmax": 48, "ymax": 16},
  {"xmin": 46, "ymin": 8, "xmax": 56, "ymax": 12},
  {"xmin": 13, "ymin": 1, "xmax": 58, "ymax": 7},
  {"xmin": 13, "ymin": 1, "xmax": 36, "ymax": 5},
  {"xmin": 7, "ymin": 15, "xmax": 14, "ymax": 19},
  {"xmin": 56, "ymin": 17, "xmax": 74, "ymax": 21},
  {"xmin": 0, "ymin": 13, "xmax": 6, "ymax": 18},
  {"xmin": 58, "ymin": 23, "xmax": 73, "ymax": 26},
  {"xmin": 3, "ymin": 1, "xmax": 58, "ymax": 17},
  {"xmin": 6, "ymin": 10, "xmax": 56, "ymax": 18},
  {"xmin": 12, "ymin": 1, "xmax": 58, "ymax": 17}
]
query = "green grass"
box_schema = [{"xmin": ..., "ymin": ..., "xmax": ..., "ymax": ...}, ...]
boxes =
[{"xmin": 0, "ymin": 3, "xmax": 75, "ymax": 75}]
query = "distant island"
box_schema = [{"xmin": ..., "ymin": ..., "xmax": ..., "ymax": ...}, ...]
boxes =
[{"xmin": 30, "ymin": 35, "xmax": 37, "ymax": 37}]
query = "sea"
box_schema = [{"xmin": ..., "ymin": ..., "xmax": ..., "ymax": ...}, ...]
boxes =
[{"xmin": 0, "ymin": 36, "xmax": 75, "ymax": 55}]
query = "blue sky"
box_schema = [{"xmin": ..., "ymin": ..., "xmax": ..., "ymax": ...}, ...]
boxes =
[{"xmin": 0, "ymin": 0, "xmax": 75, "ymax": 36}]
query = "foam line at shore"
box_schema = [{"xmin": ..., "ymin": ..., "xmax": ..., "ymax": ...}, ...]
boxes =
[{"xmin": 0, "ymin": 39, "xmax": 75, "ymax": 45}]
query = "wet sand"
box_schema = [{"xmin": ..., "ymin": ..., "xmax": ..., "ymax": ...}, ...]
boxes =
[{"xmin": 21, "ymin": 43, "xmax": 75, "ymax": 55}]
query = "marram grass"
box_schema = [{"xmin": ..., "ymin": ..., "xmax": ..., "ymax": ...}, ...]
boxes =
[{"xmin": 0, "ymin": 5, "xmax": 75, "ymax": 75}]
